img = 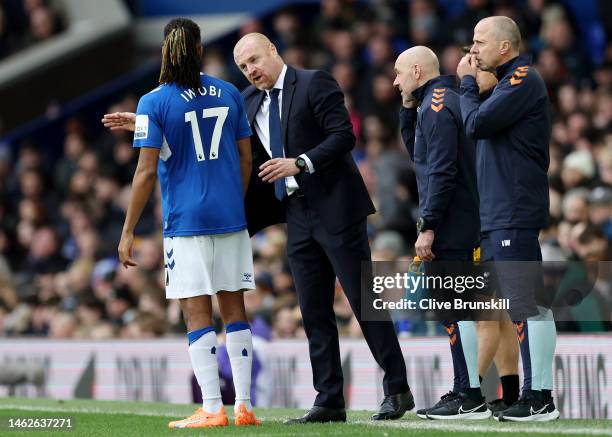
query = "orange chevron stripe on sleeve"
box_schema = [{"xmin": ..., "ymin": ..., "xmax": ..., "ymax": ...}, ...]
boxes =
[
  {"xmin": 513, "ymin": 71, "xmax": 528, "ymax": 77},
  {"xmin": 431, "ymin": 97, "xmax": 444, "ymax": 104},
  {"xmin": 516, "ymin": 66, "xmax": 529, "ymax": 71},
  {"xmin": 510, "ymin": 77, "xmax": 523, "ymax": 86},
  {"xmin": 433, "ymin": 88, "xmax": 446, "ymax": 92},
  {"xmin": 432, "ymin": 92, "xmax": 445, "ymax": 99},
  {"xmin": 449, "ymin": 334, "xmax": 457, "ymax": 345},
  {"xmin": 431, "ymin": 103, "xmax": 444, "ymax": 112}
]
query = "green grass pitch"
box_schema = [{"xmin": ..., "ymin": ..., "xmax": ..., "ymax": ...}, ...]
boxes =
[{"xmin": 0, "ymin": 397, "xmax": 610, "ymax": 436}]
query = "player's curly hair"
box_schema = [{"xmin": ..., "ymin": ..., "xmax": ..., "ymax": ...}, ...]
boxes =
[{"xmin": 159, "ymin": 18, "xmax": 202, "ymax": 90}]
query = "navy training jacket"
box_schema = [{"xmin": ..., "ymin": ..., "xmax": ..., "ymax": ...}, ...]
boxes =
[
  {"xmin": 400, "ymin": 75, "xmax": 480, "ymax": 251},
  {"xmin": 460, "ymin": 54, "xmax": 551, "ymax": 232}
]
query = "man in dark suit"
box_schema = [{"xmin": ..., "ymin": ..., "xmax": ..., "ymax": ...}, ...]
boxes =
[{"xmin": 233, "ymin": 33, "xmax": 413, "ymax": 423}]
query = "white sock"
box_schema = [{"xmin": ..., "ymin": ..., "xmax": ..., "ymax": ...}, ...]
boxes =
[
  {"xmin": 539, "ymin": 307, "xmax": 557, "ymax": 391},
  {"xmin": 457, "ymin": 320, "xmax": 480, "ymax": 389},
  {"xmin": 226, "ymin": 322, "xmax": 253, "ymax": 412},
  {"xmin": 188, "ymin": 328, "xmax": 223, "ymax": 413},
  {"xmin": 526, "ymin": 306, "xmax": 557, "ymax": 391}
]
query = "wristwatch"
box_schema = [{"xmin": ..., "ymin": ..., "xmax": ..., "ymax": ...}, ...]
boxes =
[
  {"xmin": 416, "ymin": 217, "xmax": 434, "ymax": 233},
  {"xmin": 295, "ymin": 157, "xmax": 307, "ymax": 173}
]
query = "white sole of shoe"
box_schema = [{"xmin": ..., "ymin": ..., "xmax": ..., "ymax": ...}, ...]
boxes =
[
  {"xmin": 494, "ymin": 413, "xmax": 544, "ymax": 422},
  {"xmin": 535, "ymin": 409, "xmax": 560, "ymax": 421},
  {"xmin": 426, "ymin": 410, "xmax": 492, "ymax": 420},
  {"xmin": 416, "ymin": 413, "xmax": 428, "ymax": 419}
]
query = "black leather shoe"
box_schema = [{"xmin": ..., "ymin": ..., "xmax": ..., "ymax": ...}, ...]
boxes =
[
  {"xmin": 284, "ymin": 406, "xmax": 347, "ymax": 424},
  {"xmin": 371, "ymin": 390, "xmax": 415, "ymax": 420}
]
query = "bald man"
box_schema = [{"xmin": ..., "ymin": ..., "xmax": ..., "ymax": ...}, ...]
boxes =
[
  {"xmin": 458, "ymin": 44, "xmax": 522, "ymax": 417},
  {"xmin": 233, "ymin": 33, "xmax": 414, "ymax": 423},
  {"xmin": 458, "ymin": 17, "xmax": 559, "ymax": 422},
  {"xmin": 394, "ymin": 47, "xmax": 488, "ymax": 420}
]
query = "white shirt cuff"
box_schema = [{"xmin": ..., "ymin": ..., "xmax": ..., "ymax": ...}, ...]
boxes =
[{"xmin": 299, "ymin": 153, "xmax": 315, "ymax": 174}]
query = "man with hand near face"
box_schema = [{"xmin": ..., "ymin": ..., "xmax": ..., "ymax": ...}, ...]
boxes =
[
  {"xmin": 459, "ymin": 47, "xmax": 523, "ymax": 416},
  {"xmin": 457, "ymin": 16, "xmax": 558, "ymax": 422},
  {"xmin": 394, "ymin": 46, "xmax": 487, "ymax": 420}
]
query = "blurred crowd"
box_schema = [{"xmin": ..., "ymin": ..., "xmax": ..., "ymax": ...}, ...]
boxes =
[
  {"xmin": 0, "ymin": 0, "xmax": 610, "ymax": 340},
  {"xmin": 0, "ymin": 0, "xmax": 64, "ymax": 60}
]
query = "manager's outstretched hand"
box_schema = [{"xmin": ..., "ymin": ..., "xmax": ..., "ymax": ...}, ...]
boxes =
[{"xmin": 102, "ymin": 112, "xmax": 136, "ymax": 132}]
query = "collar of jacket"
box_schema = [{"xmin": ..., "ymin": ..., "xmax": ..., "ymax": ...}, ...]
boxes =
[
  {"xmin": 495, "ymin": 53, "xmax": 533, "ymax": 79},
  {"xmin": 411, "ymin": 75, "xmax": 457, "ymax": 103}
]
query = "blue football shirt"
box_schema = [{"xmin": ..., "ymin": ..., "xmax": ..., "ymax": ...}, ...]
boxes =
[{"xmin": 133, "ymin": 74, "xmax": 252, "ymax": 237}]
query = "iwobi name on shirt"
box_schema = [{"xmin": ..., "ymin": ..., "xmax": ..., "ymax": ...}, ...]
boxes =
[{"xmin": 180, "ymin": 85, "xmax": 223, "ymax": 102}]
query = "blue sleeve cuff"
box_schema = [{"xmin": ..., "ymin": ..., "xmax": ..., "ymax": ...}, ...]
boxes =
[
  {"xmin": 237, "ymin": 129, "xmax": 252, "ymax": 140},
  {"xmin": 460, "ymin": 75, "xmax": 478, "ymax": 90}
]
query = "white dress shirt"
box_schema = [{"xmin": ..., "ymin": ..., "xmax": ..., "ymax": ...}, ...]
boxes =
[{"xmin": 253, "ymin": 64, "xmax": 314, "ymax": 195}]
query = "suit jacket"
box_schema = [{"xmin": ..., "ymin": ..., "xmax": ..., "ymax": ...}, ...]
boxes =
[{"xmin": 242, "ymin": 66, "xmax": 375, "ymax": 235}]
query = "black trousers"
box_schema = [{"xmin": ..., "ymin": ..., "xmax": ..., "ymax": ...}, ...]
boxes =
[{"xmin": 285, "ymin": 194, "xmax": 409, "ymax": 408}]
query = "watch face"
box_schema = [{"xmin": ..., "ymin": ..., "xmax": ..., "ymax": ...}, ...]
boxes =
[
  {"xmin": 296, "ymin": 158, "xmax": 306, "ymax": 169},
  {"xmin": 417, "ymin": 217, "xmax": 424, "ymax": 232}
]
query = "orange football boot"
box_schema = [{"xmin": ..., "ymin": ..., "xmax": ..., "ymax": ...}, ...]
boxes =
[
  {"xmin": 168, "ymin": 406, "xmax": 229, "ymax": 429},
  {"xmin": 234, "ymin": 404, "xmax": 262, "ymax": 426}
]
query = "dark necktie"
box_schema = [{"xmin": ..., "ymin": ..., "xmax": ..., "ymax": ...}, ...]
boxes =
[{"xmin": 268, "ymin": 88, "xmax": 286, "ymax": 201}]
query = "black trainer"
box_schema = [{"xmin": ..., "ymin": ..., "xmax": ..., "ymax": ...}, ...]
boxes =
[
  {"xmin": 416, "ymin": 391, "xmax": 459, "ymax": 419},
  {"xmin": 496, "ymin": 390, "xmax": 559, "ymax": 422},
  {"xmin": 539, "ymin": 398, "xmax": 560, "ymax": 422},
  {"xmin": 426, "ymin": 392, "xmax": 491, "ymax": 420},
  {"xmin": 487, "ymin": 398, "xmax": 508, "ymax": 415}
]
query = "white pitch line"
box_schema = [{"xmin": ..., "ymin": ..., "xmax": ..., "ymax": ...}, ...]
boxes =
[
  {"xmin": 357, "ymin": 419, "xmax": 612, "ymax": 436},
  {"xmin": 0, "ymin": 404, "xmax": 182, "ymax": 417}
]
